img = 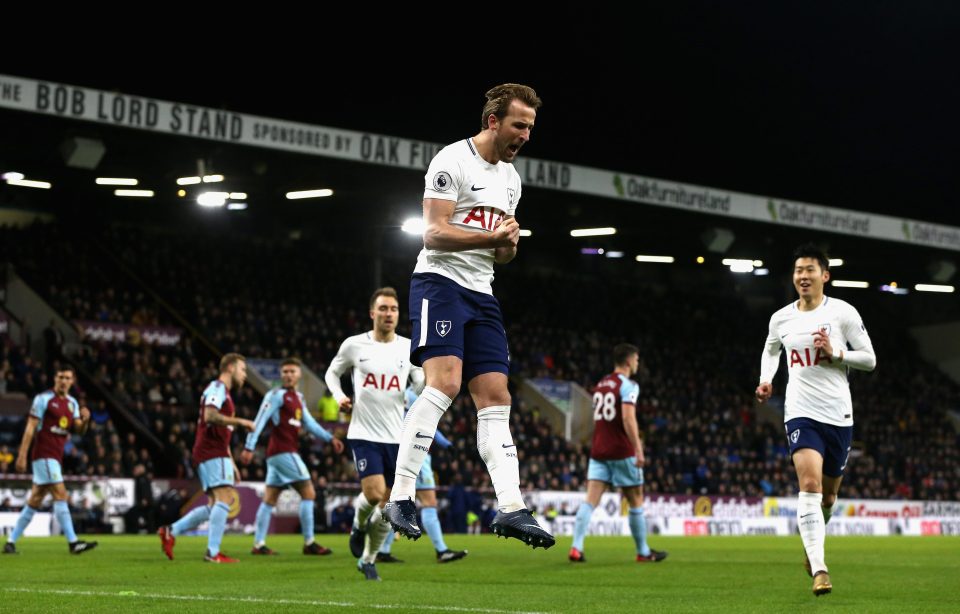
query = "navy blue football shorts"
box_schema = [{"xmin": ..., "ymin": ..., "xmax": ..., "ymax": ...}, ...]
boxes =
[
  {"xmin": 349, "ymin": 439, "xmax": 399, "ymax": 488},
  {"xmin": 409, "ymin": 273, "xmax": 510, "ymax": 382},
  {"xmin": 785, "ymin": 417, "xmax": 853, "ymax": 478}
]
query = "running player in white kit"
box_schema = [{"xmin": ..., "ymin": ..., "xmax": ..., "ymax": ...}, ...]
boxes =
[
  {"xmin": 325, "ymin": 287, "xmax": 425, "ymax": 581},
  {"xmin": 756, "ymin": 244, "xmax": 876, "ymax": 597}
]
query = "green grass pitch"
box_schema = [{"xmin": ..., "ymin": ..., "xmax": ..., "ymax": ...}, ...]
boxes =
[{"xmin": 2, "ymin": 534, "xmax": 958, "ymax": 613}]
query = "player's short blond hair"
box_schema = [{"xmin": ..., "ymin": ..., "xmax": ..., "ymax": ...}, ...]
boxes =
[
  {"xmin": 481, "ymin": 83, "xmax": 541, "ymax": 130},
  {"xmin": 219, "ymin": 352, "xmax": 245, "ymax": 372}
]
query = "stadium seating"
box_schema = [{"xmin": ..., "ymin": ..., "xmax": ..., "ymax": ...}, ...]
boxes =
[{"xmin": 1, "ymin": 222, "xmax": 957, "ymax": 511}]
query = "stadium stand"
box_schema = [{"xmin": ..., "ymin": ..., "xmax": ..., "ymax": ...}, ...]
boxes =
[{"xmin": 1, "ymin": 221, "xmax": 957, "ymax": 529}]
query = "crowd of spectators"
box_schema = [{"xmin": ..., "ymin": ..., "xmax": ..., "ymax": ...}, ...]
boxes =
[{"xmin": 0, "ymin": 221, "xmax": 957, "ymax": 534}]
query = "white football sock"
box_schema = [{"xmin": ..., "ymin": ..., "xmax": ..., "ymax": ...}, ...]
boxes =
[
  {"xmin": 353, "ymin": 492, "xmax": 374, "ymax": 530},
  {"xmin": 477, "ymin": 405, "xmax": 524, "ymax": 512},
  {"xmin": 390, "ymin": 387, "xmax": 451, "ymax": 502},
  {"xmin": 362, "ymin": 506, "xmax": 392, "ymax": 564},
  {"xmin": 798, "ymin": 491, "xmax": 827, "ymax": 574}
]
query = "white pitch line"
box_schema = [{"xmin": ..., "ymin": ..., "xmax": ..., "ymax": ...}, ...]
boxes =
[{"xmin": 3, "ymin": 587, "xmax": 550, "ymax": 614}]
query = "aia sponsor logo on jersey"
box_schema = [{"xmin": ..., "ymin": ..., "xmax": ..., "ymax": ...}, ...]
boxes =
[
  {"xmin": 362, "ymin": 373, "xmax": 401, "ymax": 391},
  {"xmin": 461, "ymin": 206, "xmax": 504, "ymax": 231},
  {"xmin": 789, "ymin": 347, "xmax": 833, "ymax": 368}
]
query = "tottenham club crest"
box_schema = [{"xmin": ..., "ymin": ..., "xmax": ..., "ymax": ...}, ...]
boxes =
[
  {"xmin": 357, "ymin": 458, "xmax": 367, "ymax": 472},
  {"xmin": 818, "ymin": 323, "xmax": 832, "ymax": 336},
  {"xmin": 432, "ymin": 171, "xmax": 453, "ymax": 192},
  {"xmin": 436, "ymin": 320, "xmax": 452, "ymax": 337},
  {"xmin": 790, "ymin": 429, "xmax": 800, "ymax": 444}
]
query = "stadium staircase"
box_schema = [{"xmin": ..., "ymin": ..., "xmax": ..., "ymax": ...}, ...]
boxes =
[{"xmin": 517, "ymin": 377, "xmax": 593, "ymax": 443}]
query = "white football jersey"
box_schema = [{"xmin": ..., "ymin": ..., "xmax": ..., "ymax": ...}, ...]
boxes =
[
  {"xmin": 324, "ymin": 332, "xmax": 425, "ymax": 443},
  {"xmin": 414, "ymin": 138, "xmax": 522, "ymax": 294},
  {"xmin": 761, "ymin": 296, "xmax": 874, "ymax": 427}
]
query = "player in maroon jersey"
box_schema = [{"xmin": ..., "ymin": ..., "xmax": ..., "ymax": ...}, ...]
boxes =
[
  {"xmin": 569, "ymin": 344, "xmax": 667, "ymax": 563},
  {"xmin": 239, "ymin": 357, "xmax": 344, "ymax": 555},
  {"xmin": 158, "ymin": 353, "xmax": 255, "ymax": 563},
  {"xmin": 4, "ymin": 367, "xmax": 95, "ymax": 555}
]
